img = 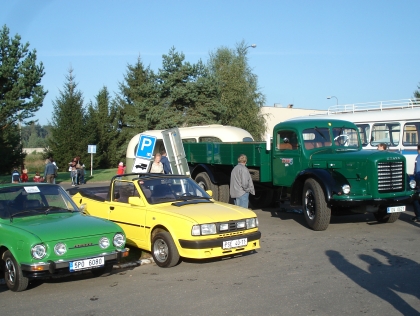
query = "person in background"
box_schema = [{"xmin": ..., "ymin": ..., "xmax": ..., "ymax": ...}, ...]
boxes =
[
  {"xmin": 377, "ymin": 143, "xmax": 388, "ymax": 151},
  {"xmin": 44, "ymin": 157, "xmax": 57, "ymax": 184},
  {"xmin": 150, "ymin": 153, "xmax": 164, "ymax": 173},
  {"xmin": 116, "ymin": 162, "xmax": 125, "ymax": 180},
  {"xmin": 71, "ymin": 166, "xmax": 78, "ymax": 186},
  {"xmin": 412, "ymin": 144, "xmax": 420, "ymax": 222},
  {"xmin": 11, "ymin": 167, "xmax": 20, "ymax": 183},
  {"xmin": 79, "ymin": 163, "xmax": 85, "ymax": 184},
  {"xmin": 33, "ymin": 172, "xmax": 44, "ymax": 183},
  {"xmin": 230, "ymin": 154, "xmax": 255, "ymax": 208},
  {"xmin": 160, "ymin": 150, "xmax": 172, "ymax": 174},
  {"xmin": 20, "ymin": 169, "xmax": 28, "ymax": 183}
]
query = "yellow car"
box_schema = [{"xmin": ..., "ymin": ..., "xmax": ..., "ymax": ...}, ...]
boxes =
[{"xmin": 71, "ymin": 174, "xmax": 261, "ymax": 267}]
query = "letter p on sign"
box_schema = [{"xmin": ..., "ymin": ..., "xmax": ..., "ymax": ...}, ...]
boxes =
[{"xmin": 136, "ymin": 135, "xmax": 157, "ymax": 159}]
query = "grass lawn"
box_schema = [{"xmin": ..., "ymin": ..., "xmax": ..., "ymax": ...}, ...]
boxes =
[{"xmin": 0, "ymin": 168, "xmax": 118, "ymax": 184}]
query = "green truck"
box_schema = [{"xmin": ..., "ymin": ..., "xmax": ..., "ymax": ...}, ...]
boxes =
[{"xmin": 183, "ymin": 118, "xmax": 416, "ymax": 231}]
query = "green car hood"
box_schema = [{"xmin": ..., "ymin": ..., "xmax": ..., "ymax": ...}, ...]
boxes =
[{"xmin": 9, "ymin": 213, "xmax": 119, "ymax": 242}]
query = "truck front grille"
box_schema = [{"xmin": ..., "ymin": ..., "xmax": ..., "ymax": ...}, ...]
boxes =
[{"xmin": 377, "ymin": 161, "xmax": 404, "ymax": 193}]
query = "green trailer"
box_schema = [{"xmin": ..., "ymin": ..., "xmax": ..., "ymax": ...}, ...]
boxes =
[{"xmin": 184, "ymin": 118, "xmax": 416, "ymax": 231}]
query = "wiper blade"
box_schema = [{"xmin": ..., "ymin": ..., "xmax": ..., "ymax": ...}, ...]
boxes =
[
  {"xmin": 37, "ymin": 206, "xmax": 73, "ymax": 214},
  {"xmin": 176, "ymin": 195, "xmax": 210, "ymax": 201},
  {"xmin": 314, "ymin": 127, "xmax": 327, "ymax": 141}
]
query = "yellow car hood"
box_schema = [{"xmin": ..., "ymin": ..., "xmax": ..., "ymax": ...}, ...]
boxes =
[{"xmin": 152, "ymin": 200, "xmax": 256, "ymax": 223}]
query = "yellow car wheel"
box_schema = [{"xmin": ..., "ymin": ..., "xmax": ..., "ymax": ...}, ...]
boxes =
[{"xmin": 152, "ymin": 232, "xmax": 180, "ymax": 268}]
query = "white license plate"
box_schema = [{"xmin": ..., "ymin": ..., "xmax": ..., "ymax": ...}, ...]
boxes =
[
  {"xmin": 223, "ymin": 238, "xmax": 247, "ymax": 249},
  {"xmin": 69, "ymin": 256, "xmax": 104, "ymax": 272},
  {"xmin": 387, "ymin": 206, "xmax": 406, "ymax": 213}
]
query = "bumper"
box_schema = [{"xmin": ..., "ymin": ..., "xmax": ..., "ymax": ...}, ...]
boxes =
[
  {"xmin": 21, "ymin": 248, "xmax": 129, "ymax": 279},
  {"xmin": 178, "ymin": 231, "xmax": 261, "ymax": 259},
  {"xmin": 329, "ymin": 195, "xmax": 413, "ymax": 210}
]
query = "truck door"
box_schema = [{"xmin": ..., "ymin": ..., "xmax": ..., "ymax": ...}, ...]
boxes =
[
  {"xmin": 108, "ymin": 181, "xmax": 146, "ymax": 246},
  {"xmin": 273, "ymin": 129, "xmax": 301, "ymax": 187}
]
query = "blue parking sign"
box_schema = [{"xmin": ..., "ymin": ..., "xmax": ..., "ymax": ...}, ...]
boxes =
[{"xmin": 136, "ymin": 134, "xmax": 157, "ymax": 159}]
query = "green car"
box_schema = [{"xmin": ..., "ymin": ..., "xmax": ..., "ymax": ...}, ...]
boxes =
[{"xmin": 0, "ymin": 183, "xmax": 129, "ymax": 292}]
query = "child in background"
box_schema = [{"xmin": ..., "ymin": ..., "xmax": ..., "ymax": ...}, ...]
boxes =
[
  {"xmin": 116, "ymin": 162, "xmax": 125, "ymax": 180},
  {"xmin": 71, "ymin": 167, "xmax": 78, "ymax": 186},
  {"xmin": 21, "ymin": 169, "xmax": 29, "ymax": 183},
  {"xmin": 33, "ymin": 172, "xmax": 44, "ymax": 183},
  {"xmin": 11, "ymin": 167, "xmax": 20, "ymax": 183}
]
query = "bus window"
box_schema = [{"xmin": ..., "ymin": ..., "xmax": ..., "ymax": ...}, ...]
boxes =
[
  {"xmin": 356, "ymin": 124, "xmax": 370, "ymax": 147},
  {"xmin": 403, "ymin": 122, "xmax": 420, "ymax": 146},
  {"xmin": 371, "ymin": 123, "xmax": 400, "ymax": 146},
  {"xmin": 199, "ymin": 136, "xmax": 222, "ymax": 142}
]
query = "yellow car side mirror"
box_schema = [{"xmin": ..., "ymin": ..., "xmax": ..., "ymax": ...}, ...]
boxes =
[
  {"xmin": 128, "ymin": 197, "xmax": 145, "ymax": 207},
  {"xmin": 205, "ymin": 190, "xmax": 213, "ymax": 197}
]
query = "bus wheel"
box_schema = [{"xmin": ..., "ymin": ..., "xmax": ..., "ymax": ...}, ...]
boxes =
[
  {"xmin": 374, "ymin": 207, "xmax": 400, "ymax": 223},
  {"xmin": 195, "ymin": 172, "xmax": 218, "ymax": 200},
  {"xmin": 302, "ymin": 179, "xmax": 331, "ymax": 231}
]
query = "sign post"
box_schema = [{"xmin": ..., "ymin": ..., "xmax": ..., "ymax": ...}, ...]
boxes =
[{"xmin": 87, "ymin": 145, "xmax": 97, "ymax": 176}]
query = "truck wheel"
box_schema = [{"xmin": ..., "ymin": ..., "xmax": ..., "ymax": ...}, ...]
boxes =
[
  {"xmin": 374, "ymin": 207, "xmax": 400, "ymax": 223},
  {"xmin": 249, "ymin": 190, "xmax": 274, "ymax": 209},
  {"xmin": 152, "ymin": 232, "xmax": 180, "ymax": 268},
  {"xmin": 218, "ymin": 184, "xmax": 230, "ymax": 203},
  {"xmin": 195, "ymin": 172, "xmax": 218, "ymax": 200},
  {"xmin": 302, "ymin": 179, "xmax": 331, "ymax": 231},
  {"xmin": 4, "ymin": 250, "xmax": 29, "ymax": 292}
]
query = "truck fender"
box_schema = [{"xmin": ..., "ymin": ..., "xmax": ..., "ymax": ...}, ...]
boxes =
[
  {"xmin": 290, "ymin": 169, "xmax": 348, "ymax": 206},
  {"xmin": 190, "ymin": 164, "xmax": 218, "ymax": 184}
]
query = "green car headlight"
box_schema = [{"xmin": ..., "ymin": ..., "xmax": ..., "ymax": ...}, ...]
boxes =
[
  {"xmin": 31, "ymin": 244, "xmax": 47, "ymax": 259},
  {"xmin": 99, "ymin": 237, "xmax": 110, "ymax": 249},
  {"xmin": 54, "ymin": 243, "xmax": 67, "ymax": 256},
  {"xmin": 113, "ymin": 233, "xmax": 125, "ymax": 247}
]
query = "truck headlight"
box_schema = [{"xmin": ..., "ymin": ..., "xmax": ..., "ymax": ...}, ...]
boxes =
[
  {"xmin": 409, "ymin": 179, "xmax": 416, "ymax": 189},
  {"xmin": 113, "ymin": 233, "xmax": 125, "ymax": 247},
  {"xmin": 31, "ymin": 244, "xmax": 47, "ymax": 259},
  {"xmin": 342, "ymin": 184, "xmax": 351, "ymax": 194},
  {"xmin": 191, "ymin": 224, "xmax": 216, "ymax": 236},
  {"xmin": 54, "ymin": 243, "xmax": 67, "ymax": 256},
  {"xmin": 246, "ymin": 218, "xmax": 258, "ymax": 229},
  {"xmin": 99, "ymin": 237, "xmax": 110, "ymax": 249}
]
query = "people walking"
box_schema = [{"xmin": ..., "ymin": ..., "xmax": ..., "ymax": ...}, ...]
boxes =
[
  {"xmin": 150, "ymin": 153, "xmax": 164, "ymax": 173},
  {"xmin": 44, "ymin": 157, "xmax": 57, "ymax": 184},
  {"xmin": 160, "ymin": 150, "xmax": 172, "ymax": 174},
  {"xmin": 230, "ymin": 154, "xmax": 255, "ymax": 208}
]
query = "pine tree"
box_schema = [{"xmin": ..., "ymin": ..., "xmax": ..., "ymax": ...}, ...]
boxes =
[
  {"xmin": 209, "ymin": 41, "xmax": 266, "ymax": 140},
  {"xmin": 49, "ymin": 68, "xmax": 87, "ymax": 168}
]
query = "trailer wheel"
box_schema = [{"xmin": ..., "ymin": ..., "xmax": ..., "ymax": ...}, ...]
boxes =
[
  {"xmin": 374, "ymin": 206, "xmax": 400, "ymax": 223},
  {"xmin": 218, "ymin": 184, "xmax": 230, "ymax": 203},
  {"xmin": 195, "ymin": 172, "xmax": 218, "ymax": 200},
  {"xmin": 302, "ymin": 179, "xmax": 331, "ymax": 231},
  {"xmin": 249, "ymin": 190, "xmax": 273, "ymax": 209}
]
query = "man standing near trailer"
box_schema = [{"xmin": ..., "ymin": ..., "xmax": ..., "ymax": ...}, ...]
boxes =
[{"xmin": 230, "ymin": 154, "xmax": 255, "ymax": 208}]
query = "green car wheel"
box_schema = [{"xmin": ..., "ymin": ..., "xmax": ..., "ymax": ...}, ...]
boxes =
[{"xmin": 4, "ymin": 250, "xmax": 29, "ymax": 292}]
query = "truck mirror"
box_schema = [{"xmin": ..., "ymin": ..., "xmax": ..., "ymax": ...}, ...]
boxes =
[{"xmin": 128, "ymin": 197, "xmax": 145, "ymax": 206}]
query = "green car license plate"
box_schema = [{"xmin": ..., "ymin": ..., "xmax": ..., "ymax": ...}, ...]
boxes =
[{"xmin": 69, "ymin": 257, "xmax": 104, "ymax": 272}]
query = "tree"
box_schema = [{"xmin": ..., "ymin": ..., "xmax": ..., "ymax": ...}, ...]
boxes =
[
  {"xmin": 0, "ymin": 25, "xmax": 46, "ymax": 173},
  {"xmin": 49, "ymin": 68, "xmax": 87, "ymax": 169},
  {"xmin": 209, "ymin": 41, "xmax": 266, "ymax": 140},
  {"xmin": 85, "ymin": 87, "xmax": 119, "ymax": 168}
]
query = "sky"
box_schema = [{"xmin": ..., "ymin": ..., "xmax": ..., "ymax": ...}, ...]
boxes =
[{"xmin": 2, "ymin": 0, "xmax": 420, "ymax": 126}]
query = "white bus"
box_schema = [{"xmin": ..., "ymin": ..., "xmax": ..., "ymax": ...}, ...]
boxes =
[
  {"xmin": 306, "ymin": 99, "xmax": 420, "ymax": 173},
  {"xmin": 125, "ymin": 125, "xmax": 254, "ymax": 173}
]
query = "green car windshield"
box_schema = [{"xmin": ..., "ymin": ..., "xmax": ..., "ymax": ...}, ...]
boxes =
[{"xmin": 0, "ymin": 184, "xmax": 79, "ymax": 219}]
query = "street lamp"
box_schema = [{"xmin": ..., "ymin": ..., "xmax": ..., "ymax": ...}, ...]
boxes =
[
  {"xmin": 327, "ymin": 96, "xmax": 338, "ymax": 105},
  {"xmin": 241, "ymin": 44, "xmax": 257, "ymax": 54}
]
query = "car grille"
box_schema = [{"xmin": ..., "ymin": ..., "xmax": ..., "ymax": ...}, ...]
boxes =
[
  {"xmin": 377, "ymin": 161, "xmax": 404, "ymax": 193},
  {"xmin": 217, "ymin": 220, "xmax": 245, "ymax": 233}
]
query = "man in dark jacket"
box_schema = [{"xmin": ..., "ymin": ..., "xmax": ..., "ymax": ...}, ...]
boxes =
[
  {"xmin": 230, "ymin": 154, "xmax": 255, "ymax": 208},
  {"xmin": 160, "ymin": 150, "xmax": 172, "ymax": 174}
]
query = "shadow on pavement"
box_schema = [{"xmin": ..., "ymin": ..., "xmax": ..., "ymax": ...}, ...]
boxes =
[{"xmin": 327, "ymin": 249, "xmax": 420, "ymax": 315}]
